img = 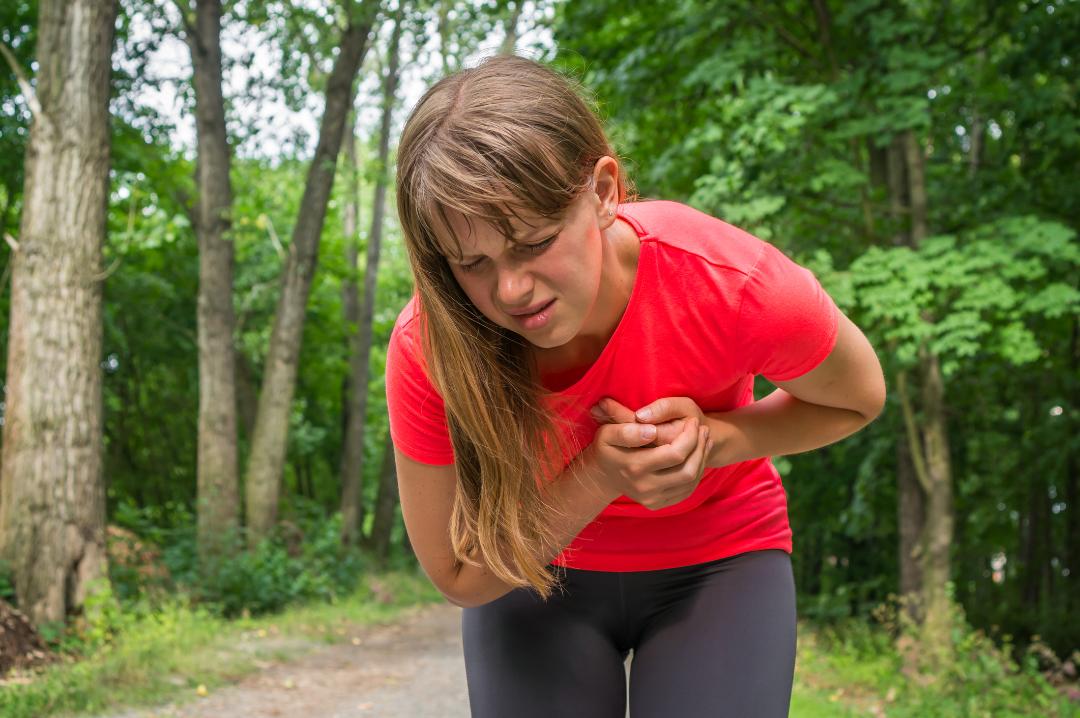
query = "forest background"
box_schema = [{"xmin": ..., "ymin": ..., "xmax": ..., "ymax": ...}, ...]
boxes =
[{"xmin": 0, "ymin": 0, "xmax": 1077, "ymax": 716}]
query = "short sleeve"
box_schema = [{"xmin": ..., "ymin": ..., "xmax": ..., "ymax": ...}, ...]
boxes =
[
  {"xmin": 384, "ymin": 321, "xmax": 456, "ymax": 465},
  {"xmin": 736, "ymin": 240, "xmax": 841, "ymax": 382}
]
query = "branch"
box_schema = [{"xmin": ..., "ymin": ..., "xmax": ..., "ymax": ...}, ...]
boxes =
[
  {"xmin": 0, "ymin": 42, "xmax": 42, "ymax": 117},
  {"xmin": 896, "ymin": 368, "xmax": 934, "ymax": 496},
  {"xmin": 90, "ymin": 256, "xmax": 123, "ymax": 282},
  {"xmin": 744, "ymin": 7, "xmax": 816, "ymax": 61}
]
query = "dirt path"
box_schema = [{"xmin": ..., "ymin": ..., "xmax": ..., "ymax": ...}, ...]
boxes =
[{"xmin": 94, "ymin": 601, "xmax": 472, "ymax": 718}]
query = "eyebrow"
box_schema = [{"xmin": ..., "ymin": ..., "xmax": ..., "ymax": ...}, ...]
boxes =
[{"xmin": 453, "ymin": 224, "xmax": 558, "ymax": 262}]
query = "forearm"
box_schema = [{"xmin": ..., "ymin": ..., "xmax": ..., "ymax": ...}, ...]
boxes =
[
  {"xmin": 704, "ymin": 388, "xmax": 874, "ymax": 467},
  {"xmin": 448, "ymin": 450, "xmax": 618, "ymax": 608}
]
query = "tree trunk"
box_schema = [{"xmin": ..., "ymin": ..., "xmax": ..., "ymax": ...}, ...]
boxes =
[
  {"xmin": 915, "ymin": 347, "xmax": 956, "ymax": 669},
  {"xmin": 896, "ymin": 428, "xmax": 924, "ymax": 623},
  {"xmin": 244, "ymin": 9, "xmax": 377, "ymax": 547},
  {"xmin": 498, "ymin": 0, "xmax": 523, "ymax": 55},
  {"xmin": 1066, "ymin": 318, "xmax": 1079, "ymax": 615},
  {"xmin": 184, "ymin": 0, "xmax": 241, "ymax": 564},
  {"xmin": 340, "ymin": 10, "xmax": 403, "ymax": 547},
  {"xmin": 0, "ymin": 0, "xmax": 117, "ymax": 627},
  {"xmin": 367, "ymin": 435, "xmax": 399, "ymax": 564},
  {"xmin": 338, "ymin": 116, "xmax": 364, "ymax": 544},
  {"xmin": 904, "ymin": 129, "xmax": 956, "ymax": 670}
]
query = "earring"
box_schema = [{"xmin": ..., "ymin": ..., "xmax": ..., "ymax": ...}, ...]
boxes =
[{"xmin": 607, "ymin": 209, "xmax": 614, "ymax": 216}]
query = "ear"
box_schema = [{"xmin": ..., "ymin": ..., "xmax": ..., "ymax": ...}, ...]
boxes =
[{"xmin": 590, "ymin": 156, "xmax": 621, "ymax": 231}]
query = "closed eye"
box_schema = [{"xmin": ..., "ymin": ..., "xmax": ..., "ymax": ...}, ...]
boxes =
[{"xmin": 457, "ymin": 234, "xmax": 558, "ymax": 273}]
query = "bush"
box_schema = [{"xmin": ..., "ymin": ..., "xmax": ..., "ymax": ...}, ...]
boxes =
[
  {"xmin": 812, "ymin": 589, "xmax": 1078, "ymax": 718},
  {"xmin": 110, "ymin": 497, "xmax": 372, "ymax": 618}
]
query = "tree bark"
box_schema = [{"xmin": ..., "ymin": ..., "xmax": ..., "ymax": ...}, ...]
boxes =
[
  {"xmin": 367, "ymin": 435, "xmax": 399, "ymax": 564},
  {"xmin": 904, "ymin": 129, "xmax": 956, "ymax": 670},
  {"xmin": 244, "ymin": 8, "xmax": 377, "ymax": 547},
  {"xmin": 184, "ymin": 0, "xmax": 241, "ymax": 564},
  {"xmin": 340, "ymin": 10, "xmax": 403, "ymax": 547},
  {"xmin": 896, "ymin": 425, "xmax": 925, "ymax": 622},
  {"xmin": 338, "ymin": 115, "xmax": 364, "ymax": 544},
  {"xmin": 0, "ymin": 0, "xmax": 117, "ymax": 627}
]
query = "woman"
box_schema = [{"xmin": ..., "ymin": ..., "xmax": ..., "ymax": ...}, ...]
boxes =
[{"xmin": 385, "ymin": 54, "xmax": 886, "ymax": 717}]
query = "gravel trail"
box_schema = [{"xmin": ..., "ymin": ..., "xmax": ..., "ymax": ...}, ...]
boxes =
[{"xmin": 91, "ymin": 601, "xmax": 471, "ymax": 718}]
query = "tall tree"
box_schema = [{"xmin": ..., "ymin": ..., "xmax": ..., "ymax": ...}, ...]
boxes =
[
  {"xmin": 244, "ymin": 1, "xmax": 380, "ymax": 546},
  {"xmin": 340, "ymin": 7, "xmax": 404, "ymax": 547},
  {"xmin": 181, "ymin": 0, "xmax": 241, "ymax": 565},
  {"xmin": 0, "ymin": 0, "xmax": 118, "ymax": 625}
]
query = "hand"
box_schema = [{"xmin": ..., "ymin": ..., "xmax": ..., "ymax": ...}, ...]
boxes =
[
  {"xmin": 589, "ymin": 397, "xmax": 691, "ymax": 447},
  {"xmin": 584, "ymin": 398, "xmax": 713, "ymax": 511}
]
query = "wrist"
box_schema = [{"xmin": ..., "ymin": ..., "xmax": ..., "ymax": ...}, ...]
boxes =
[
  {"xmin": 703, "ymin": 413, "xmax": 754, "ymax": 467},
  {"xmin": 574, "ymin": 443, "xmax": 622, "ymax": 503}
]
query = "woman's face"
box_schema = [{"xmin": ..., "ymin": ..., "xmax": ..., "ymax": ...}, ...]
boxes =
[{"xmin": 441, "ymin": 189, "xmax": 607, "ymax": 351}]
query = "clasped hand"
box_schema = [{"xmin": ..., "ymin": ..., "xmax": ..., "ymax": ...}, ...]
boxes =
[{"xmin": 585, "ymin": 396, "xmax": 714, "ymax": 511}]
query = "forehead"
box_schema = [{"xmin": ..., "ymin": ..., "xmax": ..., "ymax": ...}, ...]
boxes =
[{"xmin": 436, "ymin": 205, "xmax": 552, "ymax": 257}]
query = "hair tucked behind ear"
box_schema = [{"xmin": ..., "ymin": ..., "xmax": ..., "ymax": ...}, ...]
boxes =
[{"xmin": 394, "ymin": 54, "xmax": 636, "ymax": 599}]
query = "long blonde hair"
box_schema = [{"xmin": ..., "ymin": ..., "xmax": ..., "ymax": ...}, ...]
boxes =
[{"xmin": 394, "ymin": 55, "xmax": 636, "ymax": 599}]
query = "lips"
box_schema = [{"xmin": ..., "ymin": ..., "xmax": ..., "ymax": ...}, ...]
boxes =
[{"xmin": 507, "ymin": 299, "xmax": 555, "ymax": 317}]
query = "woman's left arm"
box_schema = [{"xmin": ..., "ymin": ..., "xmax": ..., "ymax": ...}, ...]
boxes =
[{"xmin": 704, "ymin": 311, "xmax": 887, "ymax": 468}]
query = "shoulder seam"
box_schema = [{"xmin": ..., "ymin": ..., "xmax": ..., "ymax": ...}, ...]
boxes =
[
  {"xmin": 732, "ymin": 241, "xmax": 771, "ymax": 369},
  {"xmin": 651, "ymin": 237, "xmax": 758, "ymax": 276}
]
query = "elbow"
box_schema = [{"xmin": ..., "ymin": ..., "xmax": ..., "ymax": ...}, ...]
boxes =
[
  {"xmin": 860, "ymin": 380, "xmax": 888, "ymax": 423},
  {"xmin": 441, "ymin": 590, "xmax": 488, "ymax": 609}
]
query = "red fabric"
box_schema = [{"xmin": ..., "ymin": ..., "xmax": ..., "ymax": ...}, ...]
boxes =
[{"xmin": 385, "ymin": 199, "xmax": 840, "ymax": 571}]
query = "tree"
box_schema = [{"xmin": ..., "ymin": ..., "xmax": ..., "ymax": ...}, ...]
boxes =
[
  {"xmin": 180, "ymin": 0, "xmax": 241, "ymax": 565},
  {"xmin": 0, "ymin": 0, "xmax": 118, "ymax": 625},
  {"xmin": 244, "ymin": 1, "xmax": 381, "ymax": 546},
  {"xmin": 340, "ymin": 5, "xmax": 404, "ymax": 547}
]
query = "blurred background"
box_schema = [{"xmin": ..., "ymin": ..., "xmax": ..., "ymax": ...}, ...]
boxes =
[{"xmin": 0, "ymin": 0, "xmax": 1077, "ymax": 716}]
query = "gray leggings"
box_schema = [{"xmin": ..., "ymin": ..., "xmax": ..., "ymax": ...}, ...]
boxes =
[{"xmin": 461, "ymin": 548, "xmax": 796, "ymax": 718}]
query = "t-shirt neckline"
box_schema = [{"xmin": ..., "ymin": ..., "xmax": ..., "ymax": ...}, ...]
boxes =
[{"xmin": 541, "ymin": 203, "xmax": 652, "ymax": 397}]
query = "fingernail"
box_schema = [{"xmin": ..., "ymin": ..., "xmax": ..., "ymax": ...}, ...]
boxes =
[
  {"xmin": 590, "ymin": 405, "xmax": 604, "ymax": 418},
  {"xmin": 636, "ymin": 408, "xmax": 653, "ymax": 421},
  {"xmin": 640, "ymin": 424, "xmax": 656, "ymax": 441}
]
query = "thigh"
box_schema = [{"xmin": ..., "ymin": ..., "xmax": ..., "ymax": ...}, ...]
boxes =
[
  {"xmin": 627, "ymin": 549, "xmax": 797, "ymax": 718},
  {"xmin": 461, "ymin": 569, "xmax": 628, "ymax": 718}
]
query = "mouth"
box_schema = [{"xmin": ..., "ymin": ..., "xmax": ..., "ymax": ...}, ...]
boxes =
[
  {"xmin": 508, "ymin": 298, "xmax": 556, "ymax": 329},
  {"xmin": 507, "ymin": 299, "xmax": 555, "ymax": 317}
]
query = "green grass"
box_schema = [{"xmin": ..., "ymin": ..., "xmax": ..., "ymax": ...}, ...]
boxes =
[
  {"xmin": 0, "ymin": 568, "xmax": 445, "ymax": 718},
  {"xmin": 790, "ymin": 616, "xmax": 1080, "ymax": 718}
]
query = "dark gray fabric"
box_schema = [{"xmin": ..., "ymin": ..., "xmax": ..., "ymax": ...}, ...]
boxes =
[{"xmin": 461, "ymin": 548, "xmax": 797, "ymax": 718}]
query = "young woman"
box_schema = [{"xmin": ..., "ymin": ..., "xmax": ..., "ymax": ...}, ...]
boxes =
[{"xmin": 386, "ymin": 54, "xmax": 886, "ymax": 718}]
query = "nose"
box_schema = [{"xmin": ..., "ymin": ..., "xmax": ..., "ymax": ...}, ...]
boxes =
[{"xmin": 495, "ymin": 261, "xmax": 535, "ymax": 310}]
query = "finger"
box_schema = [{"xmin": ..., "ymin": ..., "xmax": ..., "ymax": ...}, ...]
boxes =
[
  {"xmin": 635, "ymin": 396, "xmax": 691, "ymax": 424},
  {"xmin": 659, "ymin": 425, "xmax": 712, "ymax": 494},
  {"xmin": 602, "ymin": 421, "xmax": 658, "ymax": 449},
  {"xmin": 653, "ymin": 418, "xmax": 687, "ymax": 446},
  {"xmin": 590, "ymin": 396, "xmax": 636, "ymax": 424},
  {"xmin": 640, "ymin": 417, "xmax": 702, "ymax": 471}
]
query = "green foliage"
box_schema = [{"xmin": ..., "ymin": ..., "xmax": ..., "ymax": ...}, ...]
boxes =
[
  {"xmin": 847, "ymin": 216, "xmax": 1078, "ymax": 375},
  {"xmin": 107, "ymin": 496, "xmax": 370, "ymax": 619},
  {"xmin": 811, "ymin": 605, "xmax": 1078, "ymax": 717},
  {"xmin": 0, "ymin": 557, "xmax": 14, "ymax": 603}
]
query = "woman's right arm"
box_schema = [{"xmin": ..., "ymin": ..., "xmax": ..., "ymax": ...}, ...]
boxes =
[
  {"xmin": 395, "ymin": 445, "xmax": 620, "ymax": 608},
  {"xmin": 396, "ymin": 416, "xmax": 709, "ymax": 608}
]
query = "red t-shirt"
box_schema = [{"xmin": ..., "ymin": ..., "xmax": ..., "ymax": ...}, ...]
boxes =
[{"xmin": 385, "ymin": 199, "xmax": 840, "ymax": 571}]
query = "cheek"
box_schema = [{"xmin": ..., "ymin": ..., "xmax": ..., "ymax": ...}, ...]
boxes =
[{"xmin": 456, "ymin": 276, "xmax": 493, "ymax": 312}]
